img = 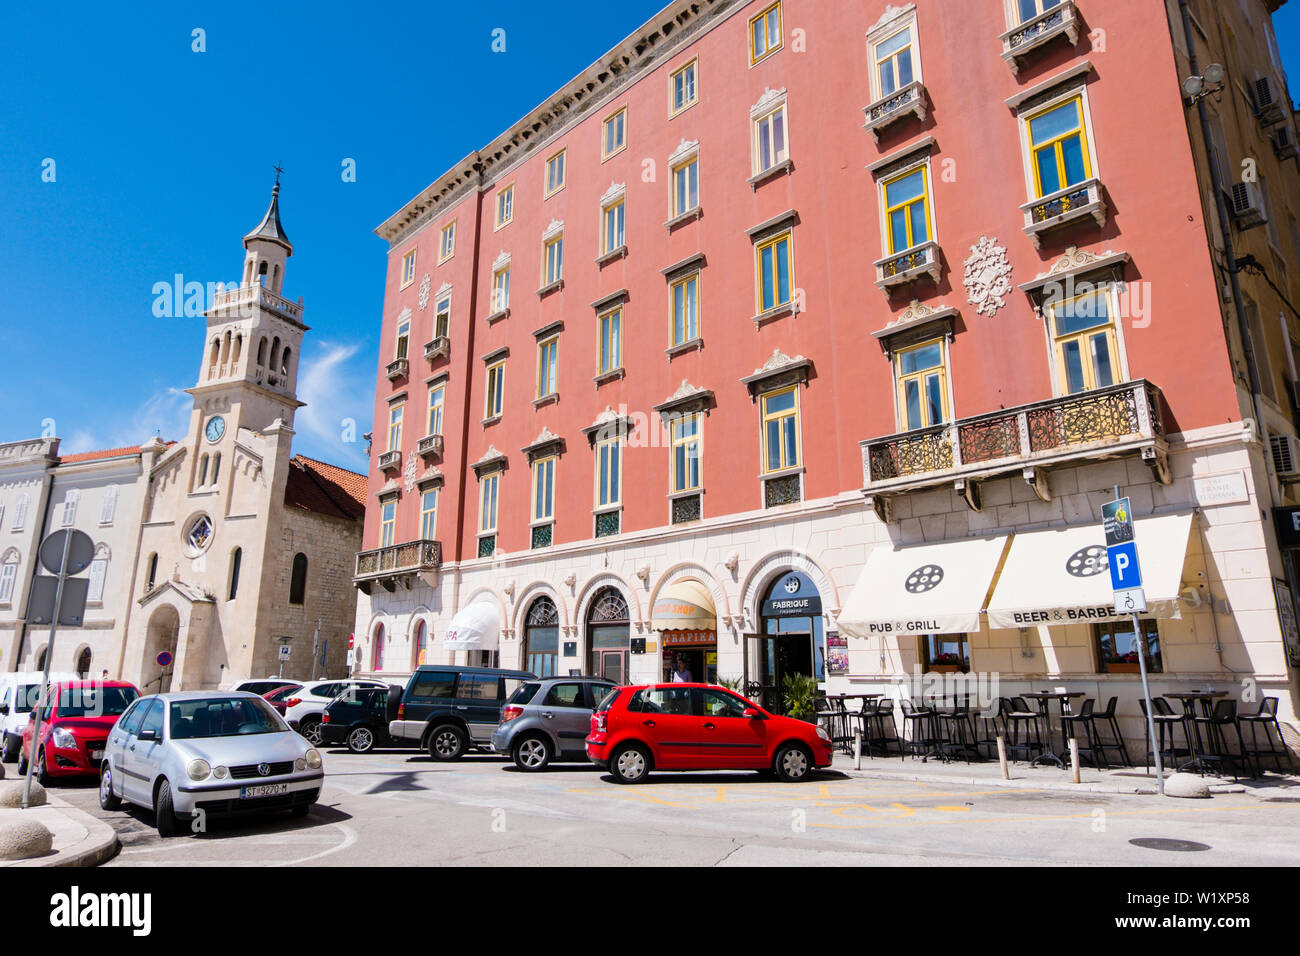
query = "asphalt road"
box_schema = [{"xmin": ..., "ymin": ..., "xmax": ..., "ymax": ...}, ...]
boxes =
[{"xmin": 17, "ymin": 748, "xmax": 1300, "ymax": 867}]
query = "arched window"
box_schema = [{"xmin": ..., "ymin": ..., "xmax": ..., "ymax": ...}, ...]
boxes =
[
  {"xmin": 280, "ymin": 346, "xmax": 291, "ymax": 377},
  {"xmin": 228, "ymin": 547, "xmax": 242, "ymax": 600},
  {"xmin": 411, "ymin": 618, "xmax": 427, "ymax": 668},
  {"xmin": 220, "ymin": 329, "xmax": 232, "ymax": 366},
  {"xmin": 76, "ymin": 647, "xmax": 92, "ymax": 679},
  {"xmin": 272, "ymin": 263, "xmax": 281, "ymax": 291},
  {"xmin": 197, "ymin": 453, "xmax": 209, "ymax": 486},
  {"xmin": 270, "ymin": 337, "xmax": 281, "ymax": 374},
  {"xmin": 210, "ymin": 453, "xmax": 221, "ymax": 485},
  {"xmin": 244, "ymin": 259, "xmax": 254, "ymax": 285},
  {"xmin": 208, "ymin": 339, "xmax": 220, "ymax": 376},
  {"xmin": 587, "ymin": 587, "xmax": 630, "ymax": 684},
  {"xmin": 524, "ymin": 596, "xmax": 559, "ymax": 678},
  {"xmin": 146, "ymin": 553, "xmax": 159, "ymax": 590},
  {"xmin": 0, "ymin": 549, "xmax": 20, "ymax": 603},
  {"xmin": 289, "ymin": 552, "xmax": 308, "ymax": 605},
  {"xmin": 372, "ymin": 623, "xmax": 386, "ymax": 672},
  {"xmin": 35, "ymin": 646, "xmax": 47, "ymax": 671},
  {"xmin": 258, "ymin": 260, "xmax": 268, "ymax": 284},
  {"xmin": 257, "ymin": 336, "xmax": 268, "ymax": 367},
  {"xmin": 231, "ymin": 334, "xmax": 242, "ymax": 366}
]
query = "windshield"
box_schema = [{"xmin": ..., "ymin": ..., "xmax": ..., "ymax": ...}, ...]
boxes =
[
  {"xmin": 15, "ymin": 684, "xmax": 39, "ymax": 714},
  {"xmin": 52, "ymin": 685, "xmax": 139, "ymax": 718},
  {"xmin": 170, "ymin": 697, "xmax": 288, "ymax": 739}
]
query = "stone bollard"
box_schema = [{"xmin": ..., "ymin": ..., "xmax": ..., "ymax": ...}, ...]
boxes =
[
  {"xmin": 1163, "ymin": 772, "xmax": 1212, "ymax": 799},
  {"xmin": 0, "ymin": 820, "xmax": 55, "ymax": 860},
  {"xmin": 0, "ymin": 780, "xmax": 47, "ymax": 808}
]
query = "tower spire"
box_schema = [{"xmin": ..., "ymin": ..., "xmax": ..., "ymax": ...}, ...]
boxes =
[{"xmin": 243, "ymin": 171, "xmax": 292, "ymax": 255}]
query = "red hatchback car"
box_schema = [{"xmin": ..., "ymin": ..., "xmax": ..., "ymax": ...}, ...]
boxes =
[
  {"xmin": 18, "ymin": 680, "xmax": 140, "ymax": 784},
  {"xmin": 586, "ymin": 683, "xmax": 834, "ymax": 784}
]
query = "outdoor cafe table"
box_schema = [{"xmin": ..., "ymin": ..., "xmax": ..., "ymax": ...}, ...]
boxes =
[
  {"xmin": 1165, "ymin": 689, "xmax": 1231, "ymax": 775},
  {"xmin": 1022, "ymin": 691, "xmax": 1086, "ymax": 768}
]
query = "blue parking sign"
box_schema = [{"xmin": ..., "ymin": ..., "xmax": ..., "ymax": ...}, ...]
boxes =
[{"xmin": 1107, "ymin": 541, "xmax": 1142, "ymax": 591}]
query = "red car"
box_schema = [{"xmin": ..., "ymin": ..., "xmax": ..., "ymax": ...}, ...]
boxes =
[
  {"xmin": 586, "ymin": 683, "xmax": 834, "ymax": 784},
  {"xmin": 18, "ymin": 680, "xmax": 140, "ymax": 784},
  {"xmin": 262, "ymin": 683, "xmax": 304, "ymax": 716}
]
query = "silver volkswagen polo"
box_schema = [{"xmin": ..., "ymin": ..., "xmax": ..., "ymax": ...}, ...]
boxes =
[{"xmin": 99, "ymin": 691, "xmax": 325, "ymax": 837}]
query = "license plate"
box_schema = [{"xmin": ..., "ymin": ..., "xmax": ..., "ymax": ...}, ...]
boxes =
[
  {"xmin": 90, "ymin": 750, "xmax": 104, "ymax": 760},
  {"xmin": 240, "ymin": 784, "xmax": 289, "ymax": 799}
]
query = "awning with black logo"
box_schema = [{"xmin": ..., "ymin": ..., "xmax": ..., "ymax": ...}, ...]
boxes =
[
  {"xmin": 838, "ymin": 536, "xmax": 1011, "ymax": 639},
  {"xmin": 985, "ymin": 512, "xmax": 1194, "ymax": 630}
]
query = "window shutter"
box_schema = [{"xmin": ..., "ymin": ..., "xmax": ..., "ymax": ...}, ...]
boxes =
[
  {"xmin": 100, "ymin": 486, "xmax": 118, "ymax": 525},
  {"xmin": 0, "ymin": 563, "xmax": 16, "ymax": 603},
  {"xmin": 12, "ymin": 494, "xmax": 27, "ymax": 530},
  {"xmin": 61, "ymin": 490, "xmax": 79, "ymax": 527},
  {"xmin": 88, "ymin": 558, "xmax": 107, "ymax": 602}
]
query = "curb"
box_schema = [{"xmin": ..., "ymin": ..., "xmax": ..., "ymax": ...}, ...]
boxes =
[
  {"xmin": 11, "ymin": 798, "xmax": 119, "ymax": 868},
  {"xmin": 833, "ymin": 763, "xmax": 1251, "ymax": 796}
]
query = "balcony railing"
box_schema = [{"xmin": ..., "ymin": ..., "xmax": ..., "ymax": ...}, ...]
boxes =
[
  {"xmin": 353, "ymin": 539, "xmax": 442, "ymax": 591},
  {"xmin": 424, "ymin": 336, "xmax": 450, "ymax": 362},
  {"xmin": 875, "ymin": 240, "xmax": 941, "ymax": 291},
  {"xmin": 386, "ymin": 357, "xmax": 409, "ymax": 381},
  {"xmin": 416, "ymin": 434, "xmax": 444, "ymax": 459},
  {"xmin": 861, "ymin": 380, "xmax": 1167, "ymax": 496},
  {"xmin": 376, "ymin": 449, "xmax": 401, "ymax": 472},
  {"xmin": 210, "ymin": 284, "xmax": 304, "ymax": 322},
  {"xmin": 1000, "ymin": 1, "xmax": 1080, "ymax": 75},
  {"xmin": 862, "ymin": 81, "xmax": 928, "ymax": 142},
  {"xmin": 1021, "ymin": 178, "xmax": 1107, "ymax": 248}
]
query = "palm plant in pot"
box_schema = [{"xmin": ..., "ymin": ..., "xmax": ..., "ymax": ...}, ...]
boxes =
[{"xmin": 782, "ymin": 674, "xmax": 821, "ymax": 723}]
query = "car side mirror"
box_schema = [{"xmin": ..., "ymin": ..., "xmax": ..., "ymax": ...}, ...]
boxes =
[
  {"xmin": 743, "ymin": 708, "xmax": 766, "ymax": 720},
  {"xmin": 0, "ymin": 704, "xmax": 8, "ymax": 715},
  {"xmin": 138, "ymin": 729, "xmax": 160, "ymax": 742}
]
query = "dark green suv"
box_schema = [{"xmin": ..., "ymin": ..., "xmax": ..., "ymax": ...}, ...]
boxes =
[{"xmin": 389, "ymin": 666, "xmax": 535, "ymax": 760}]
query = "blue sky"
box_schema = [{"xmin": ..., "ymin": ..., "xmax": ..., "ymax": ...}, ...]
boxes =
[{"xmin": 0, "ymin": 1, "xmax": 1296, "ymax": 471}]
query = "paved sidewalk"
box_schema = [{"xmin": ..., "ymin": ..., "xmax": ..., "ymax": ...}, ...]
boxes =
[
  {"xmin": 832, "ymin": 752, "xmax": 1300, "ymax": 796},
  {"xmin": 0, "ymin": 795, "xmax": 119, "ymax": 868}
]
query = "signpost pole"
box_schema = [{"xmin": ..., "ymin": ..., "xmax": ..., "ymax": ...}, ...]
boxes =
[
  {"xmin": 21, "ymin": 530, "xmax": 72, "ymax": 810},
  {"xmin": 1134, "ymin": 610, "xmax": 1165, "ymax": 796}
]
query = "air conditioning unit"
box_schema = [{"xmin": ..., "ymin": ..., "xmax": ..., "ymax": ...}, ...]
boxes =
[
  {"xmin": 1254, "ymin": 76, "xmax": 1286, "ymax": 126},
  {"xmin": 1272, "ymin": 124, "xmax": 1300, "ymax": 162},
  {"xmin": 1230, "ymin": 180, "xmax": 1269, "ymax": 230},
  {"xmin": 1270, "ymin": 432, "xmax": 1300, "ymax": 478}
]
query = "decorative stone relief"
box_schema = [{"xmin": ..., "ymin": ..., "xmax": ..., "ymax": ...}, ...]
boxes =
[
  {"xmin": 1040, "ymin": 244, "xmax": 1119, "ymax": 278},
  {"xmin": 600, "ymin": 181, "xmax": 626, "ymax": 205},
  {"xmin": 750, "ymin": 86, "xmax": 787, "ymax": 114},
  {"xmin": 436, "ymin": 280, "xmax": 453, "ymax": 297},
  {"xmin": 962, "ymin": 235, "xmax": 1013, "ymax": 317},
  {"xmin": 753, "ymin": 348, "xmax": 806, "ymax": 375},
  {"xmin": 542, "ymin": 219, "xmax": 564, "ymax": 241},
  {"xmin": 492, "ymin": 249, "xmax": 511, "ymax": 271},
  {"xmin": 402, "ymin": 454, "xmax": 419, "ymax": 493},
  {"xmin": 668, "ymin": 138, "xmax": 700, "ymax": 166},
  {"xmin": 868, "ymin": 3, "xmax": 914, "ymax": 35},
  {"xmin": 417, "ymin": 273, "xmax": 431, "ymax": 311}
]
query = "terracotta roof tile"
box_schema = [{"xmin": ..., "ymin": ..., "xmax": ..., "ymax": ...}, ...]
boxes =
[
  {"xmin": 284, "ymin": 455, "xmax": 366, "ymax": 520},
  {"xmin": 57, "ymin": 445, "xmax": 145, "ymax": 464}
]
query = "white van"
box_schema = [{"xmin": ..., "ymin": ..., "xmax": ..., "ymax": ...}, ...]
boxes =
[{"xmin": 0, "ymin": 672, "xmax": 78, "ymax": 762}]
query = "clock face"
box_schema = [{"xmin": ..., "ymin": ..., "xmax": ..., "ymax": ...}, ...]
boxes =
[{"xmin": 205, "ymin": 416, "xmax": 226, "ymax": 443}]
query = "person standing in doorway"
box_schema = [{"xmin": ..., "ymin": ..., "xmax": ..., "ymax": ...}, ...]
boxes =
[{"xmin": 671, "ymin": 655, "xmax": 693, "ymax": 683}]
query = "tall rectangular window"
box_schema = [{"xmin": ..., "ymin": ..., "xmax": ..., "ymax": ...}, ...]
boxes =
[
  {"xmin": 492, "ymin": 266, "xmax": 511, "ymax": 313},
  {"xmin": 873, "ymin": 25, "xmax": 914, "ymax": 97},
  {"xmin": 596, "ymin": 437, "xmax": 621, "ymax": 508},
  {"xmin": 400, "ymin": 250, "xmax": 416, "ymax": 288},
  {"xmin": 545, "ymin": 149, "xmax": 566, "ymax": 197},
  {"xmin": 1049, "ymin": 290, "xmax": 1119, "ymax": 394},
  {"xmin": 753, "ymin": 103, "xmax": 788, "ymax": 175},
  {"xmin": 750, "ymin": 2, "xmax": 782, "ymax": 63},
  {"xmin": 602, "ymin": 108, "xmax": 627, "ymax": 160},
  {"xmin": 439, "ymin": 222, "xmax": 456, "ymax": 262},
  {"xmin": 670, "ymin": 59, "xmax": 698, "ymax": 115},
  {"xmin": 544, "ymin": 234, "xmax": 564, "ymax": 285},
  {"xmin": 602, "ymin": 198, "xmax": 625, "ymax": 254},
  {"xmin": 485, "ymin": 361, "xmax": 505, "ymax": 419},
  {"xmin": 537, "ymin": 336, "xmax": 559, "ymax": 398},
  {"xmin": 598, "ymin": 307, "xmax": 622, "ymax": 374},
  {"xmin": 760, "ymin": 387, "xmax": 801, "ymax": 473},
  {"xmin": 1026, "ymin": 95, "xmax": 1092, "ymax": 198},
  {"xmin": 1016, "ymin": 0, "xmax": 1062, "ymax": 24},
  {"xmin": 532, "ymin": 456, "xmax": 556, "ymax": 522},
  {"xmin": 895, "ymin": 340, "xmax": 948, "ymax": 430},
  {"xmin": 756, "ymin": 231, "xmax": 793, "ymax": 313},
  {"xmin": 671, "ymin": 273, "xmax": 699, "ymax": 345},
  {"xmin": 387, "ymin": 404, "xmax": 404, "ymax": 452},
  {"xmin": 420, "ymin": 488, "xmax": 439, "ymax": 540},
  {"xmin": 671, "ymin": 413, "xmax": 702, "ymax": 492},
  {"xmin": 0, "ymin": 560, "xmax": 17, "ymax": 603},
  {"xmin": 380, "ymin": 499, "xmax": 396, "ymax": 548},
  {"xmin": 427, "ymin": 385, "xmax": 445, "ymax": 436},
  {"xmin": 479, "ymin": 473, "xmax": 500, "ymax": 533},
  {"xmin": 882, "ymin": 166, "xmax": 931, "ymax": 253},
  {"xmin": 671, "ymin": 157, "xmax": 699, "ymax": 218},
  {"xmin": 495, "ymin": 185, "xmax": 514, "ymax": 229},
  {"xmin": 434, "ymin": 294, "xmax": 451, "ymax": 338},
  {"xmin": 395, "ymin": 316, "xmax": 410, "ymax": 359}
]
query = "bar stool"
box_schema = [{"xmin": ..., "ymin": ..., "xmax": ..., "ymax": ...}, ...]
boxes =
[
  {"xmin": 1140, "ymin": 697, "xmax": 1189, "ymax": 772},
  {"xmin": 1092, "ymin": 696, "xmax": 1132, "ymax": 767},
  {"xmin": 1238, "ymin": 697, "xmax": 1292, "ymax": 775},
  {"xmin": 900, "ymin": 698, "xmax": 939, "ymax": 761},
  {"xmin": 936, "ymin": 703, "xmax": 979, "ymax": 764},
  {"xmin": 1194, "ymin": 699, "xmax": 1246, "ymax": 780},
  {"xmin": 1060, "ymin": 698, "xmax": 1104, "ymax": 767},
  {"xmin": 1002, "ymin": 696, "xmax": 1044, "ymax": 762},
  {"xmin": 814, "ymin": 695, "xmax": 847, "ymax": 752},
  {"xmin": 848, "ymin": 699, "xmax": 879, "ymax": 758},
  {"xmin": 972, "ymin": 697, "xmax": 1008, "ymax": 760},
  {"xmin": 868, "ymin": 698, "xmax": 900, "ymax": 757}
]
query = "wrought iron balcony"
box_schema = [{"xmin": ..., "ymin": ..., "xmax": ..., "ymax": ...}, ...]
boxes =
[
  {"xmin": 376, "ymin": 449, "xmax": 401, "ymax": 472},
  {"xmin": 1000, "ymin": 1, "xmax": 1080, "ymax": 75},
  {"xmin": 386, "ymin": 357, "xmax": 409, "ymax": 381},
  {"xmin": 862, "ymin": 81, "xmax": 928, "ymax": 142},
  {"xmin": 353, "ymin": 539, "xmax": 441, "ymax": 593},
  {"xmin": 424, "ymin": 336, "xmax": 450, "ymax": 362},
  {"xmin": 874, "ymin": 240, "xmax": 941, "ymax": 291},
  {"xmin": 860, "ymin": 380, "xmax": 1169, "ymax": 510},
  {"xmin": 1021, "ymin": 178, "xmax": 1107, "ymax": 248},
  {"xmin": 416, "ymin": 434, "xmax": 444, "ymax": 459}
]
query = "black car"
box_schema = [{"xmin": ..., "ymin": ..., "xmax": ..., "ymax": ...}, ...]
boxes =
[
  {"xmin": 319, "ymin": 685, "xmax": 406, "ymax": 753},
  {"xmin": 388, "ymin": 665, "xmax": 535, "ymax": 760}
]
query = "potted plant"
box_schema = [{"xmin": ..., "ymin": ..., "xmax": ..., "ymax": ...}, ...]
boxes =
[
  {"xmin": 781, "ymin": 674, "xmax": 821, "ymax": 723},
  {"xmin": 1105, "ymin": 651, "xmax": 1142, "ymax": 674},
  {"xmin": 928, "ymin": 652, "xmax": 967, "ymax": 674}
]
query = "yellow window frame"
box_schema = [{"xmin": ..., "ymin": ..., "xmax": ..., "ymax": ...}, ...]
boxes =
[
  {"xmin": 882, "ymin": 165, "xmax": 932, "ymax": 254},
  {"xmin": 543, "ymin": 234, "xmax": 563, "ymax": 285},
  {"xmin": 749, "ymin": 2, "xmax": 782, "ymax": 64},
  {"xmin": 1048, "ymin": 289, "xmax": 1119, "ymax": 394},
  {"xmin": 602, "ymin": 197, "xmax": 625, "ymax": 254},
  {"xmin": 894, "ymin": 339, "xmax": 949, "ymax": 430},
  {"xmin": 544, "ymin": 149, "xmax": 567, "ymax": 197},
  {"xmin": 479, "ymin": 472, "xmax": 499, "ymax": 533},
  {"xmin": 670, "ymin": 156, "xmax": 699, "ymax": 218},
  {"xmin": 395, "ymin": 317, "xmax": 411, "ymax": 359},
  {"xmin": 537, "ymin": 336, "xmax": 559, "ymax": 398},
  {"xmin": 491, "ymin": 266, "xmax": 510, "ymax": 313},
  {"xmin": 754, "ymin": 230, "xmax": 794, "ymax": 313},
  {"xmin": 400, "ymin": 249, "xmax": 416, "ymax": 289},
  {"xmin": 380, "ymin": 499, "xmax": 397, "ymax": 547},
  {"xmin": 419, "ymin": 488, "xmax": 438, "ymax": 540},
  {"xmin": 669, "ymin": 58, "xmax": 698, "ymax": 117},
  {"xmin": 602, "ymin": 107, "xmax": 627, "ymax": 160},
  {"xmin": 595, "ymin": 436, "xmax": 622, "ymax": 507},
  {"xmin": 598, "ymin": 306, "xmax": 622, "ymax": 374},
  {"xmin": 760, "ymin": 385, "xmax": 802, "ymax": 474},
  {"xmin": 1026, "ymin": 94, "xmax": 1093, "ymax": 199},
  {"xmin": 532, "ymin": 455, "xmax": 556, "ymax": 522},
  {"xmin": 752, "ymin": 102, "xmax": 788, "ymax": 175},
  {"xmin": 670, "ymin": 412, "xmax": 702, "ymax": 492},
  {"xmin": 427, "ymin": 386, "xmax": 445, "ymax": 436},
  {"xmin": 670, "ymin": 272, "xmax": 700, "ymax": 345},
  {"xmin": 438, "ymin": 221, "xmax": 456, "ymax": 263},
  {"xmin": 495, "ymin": 185, "xmax": 514, "ymax": 229},
  {"xmin": 484, "ymin": 361, "xmax": 505, "ymax": 419},
  {"xmin": 434, "ymin": 295, "xmax": 451, "ymax": 338},
  {"xmin": 387, "ymin": 403, "xmax": 404, "ymax": 452},
  {"xmin": 873, "ymin": 25, "xmax": 914, "ymax": 98}
]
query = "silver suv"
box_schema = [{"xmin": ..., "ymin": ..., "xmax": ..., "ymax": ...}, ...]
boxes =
[{"xmin": 490, "ymin": 677, "xmax": 614, "ymax": 771}]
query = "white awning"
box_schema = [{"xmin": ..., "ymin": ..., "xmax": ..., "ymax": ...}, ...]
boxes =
[
  {"xmin": 986, "ymin": 511, "xmax": 1194, "ymax": 630},
  {"xmin": 651, "ymin": 579, "xmax": 717, "ymax": 631},
  {"xmin": 838, "ymin": 536, "xmax": 1011, "ymax": 639},
  {"xmin": 444, "ymin": 600, "xmax": 501, "ymax": 651}
]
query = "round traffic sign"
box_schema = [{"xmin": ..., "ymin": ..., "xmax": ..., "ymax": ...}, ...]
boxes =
[
  {"xmin": 39, "ymin": 529, "xmax": 95, "ymax": 576},
  {"xmin": 157, "ymin": 652, "xmax": 173, "ymax": 667}
]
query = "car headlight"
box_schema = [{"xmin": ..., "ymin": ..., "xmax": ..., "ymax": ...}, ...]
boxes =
[
  {"xmin": 304, "ymin": 749, "xmax": 322, "ymax": 770},
  {"xmin": 212, "ymin": 766, "xmax": 229, "ymax": 779},
  {"xmin": 187, "ymin": 758, "xmax": 211, "ymax": 781},
  {"xmin": 51, "ymin": 728, "xmax": 77, "ymax": 749},
  {"xmin": 815, "ymin": 726, "xmax": 832, "ymax": 743}
]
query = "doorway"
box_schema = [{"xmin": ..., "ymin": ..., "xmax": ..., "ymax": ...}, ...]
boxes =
[
  {"xmin": 587, "ymin": 587, "xmax": 630, "ymax": 682},
  {"xmin": 745, "ymin": 571, "xmax": 825, "ymax": 715}
]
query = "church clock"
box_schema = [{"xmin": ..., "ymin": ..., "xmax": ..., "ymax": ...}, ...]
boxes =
[{"xmin": 205, "ymin": 416, "xmax": 226, "ymax": 443}]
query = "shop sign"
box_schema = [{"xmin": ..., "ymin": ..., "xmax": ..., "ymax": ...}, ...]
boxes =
[
  {"xmin": 1274, "ymin": 579, "xmax": 1300, "ymax": 667},
  {"xmin": 762, "ymin": 595, "xmax": 823, "ymax": 618},
  {"xmin": 630, "ymin": 638, "xmax": 647, "ymax": 655},
  {"xmin": 661, "ymin": 629, "xmax": 716, "ymax": 648}
]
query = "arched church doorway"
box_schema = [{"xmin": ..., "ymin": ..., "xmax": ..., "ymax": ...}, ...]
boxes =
[{"xmin": 143, "ymin": 605, "xmax": 181, "ymax": 693}]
